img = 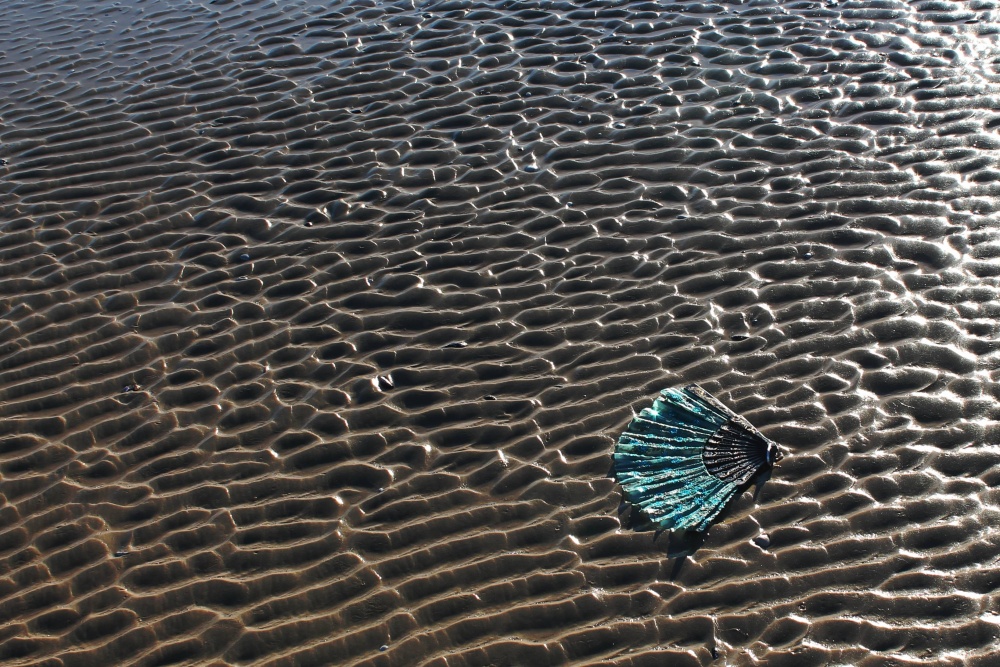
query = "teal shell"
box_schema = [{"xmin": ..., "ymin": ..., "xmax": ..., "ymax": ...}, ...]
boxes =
[{"xmin": 614, "ymin": 385, "xmax": 775, "ymax": 532}]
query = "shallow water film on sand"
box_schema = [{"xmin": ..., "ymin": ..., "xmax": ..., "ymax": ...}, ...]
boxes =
[{"xmin": 3, "ymin": 0, "xmax": 1000, "ymax": 665}]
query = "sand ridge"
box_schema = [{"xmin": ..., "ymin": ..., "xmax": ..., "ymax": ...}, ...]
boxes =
[{"xmin": 2, "ymin": 0, "xmax": 1000, "ymax": 665}]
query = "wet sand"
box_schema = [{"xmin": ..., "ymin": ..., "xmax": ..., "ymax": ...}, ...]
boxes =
[{"xmin": 3, "ymin": 0, "xmax": 1000, "ymax": 665}]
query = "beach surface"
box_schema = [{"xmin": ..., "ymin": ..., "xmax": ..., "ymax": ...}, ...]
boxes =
[{"xmin": 3, "ymin": 0, "xmax": 1000, "ymax": 665}]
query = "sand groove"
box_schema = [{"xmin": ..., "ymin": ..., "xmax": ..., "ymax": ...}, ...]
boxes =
[{"xmin": 4, "ymin": 0, "xmax": 1000, "ymax": 665}]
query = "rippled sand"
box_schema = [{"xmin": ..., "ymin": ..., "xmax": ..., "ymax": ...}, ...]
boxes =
[{"xmin": 3, "ymin": 0, "xmax": 1000, "ymax": 665}]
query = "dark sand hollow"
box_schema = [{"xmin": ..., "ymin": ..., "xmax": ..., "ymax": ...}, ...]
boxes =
[{"xmin": 2, "ymin": 0, "xmax": 1000, "ymax": 665}]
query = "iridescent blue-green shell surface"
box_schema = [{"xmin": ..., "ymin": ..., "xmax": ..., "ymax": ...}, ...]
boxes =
[{"xmin": 614, "ymin": 384, "xmax": 783, "ymax": 532}]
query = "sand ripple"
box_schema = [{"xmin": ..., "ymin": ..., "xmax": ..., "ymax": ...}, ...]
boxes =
[{"xmin": 3, "ymin": 0, "xmax": 1000, "ymax": 665}]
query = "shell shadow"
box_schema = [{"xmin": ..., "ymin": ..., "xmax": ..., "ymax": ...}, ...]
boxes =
[{"xmin": 613, "ymin": 463, "xmax": 776, "ymax": 571}]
